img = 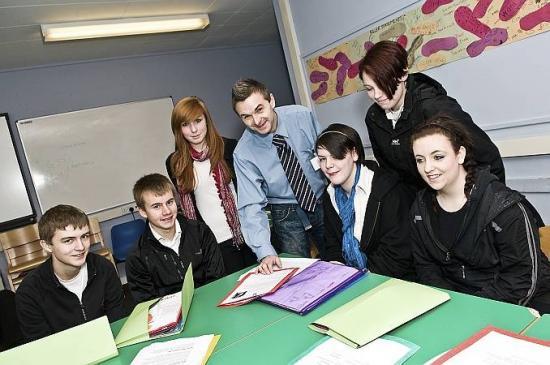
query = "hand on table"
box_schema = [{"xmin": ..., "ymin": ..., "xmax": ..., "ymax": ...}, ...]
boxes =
[{"xmin": 257, "ymin": 255, "xmax": 282, "ymax": 274}]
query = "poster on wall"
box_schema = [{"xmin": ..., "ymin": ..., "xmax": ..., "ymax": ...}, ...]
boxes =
[{"xmin": 306, "ymin": 0, "xmax": 550, "ymax": 104}]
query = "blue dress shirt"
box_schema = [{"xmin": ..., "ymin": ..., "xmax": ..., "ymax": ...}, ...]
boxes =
[{"xmin": 233, "ymin": 104, "xmax": 326, "ymax": 260}]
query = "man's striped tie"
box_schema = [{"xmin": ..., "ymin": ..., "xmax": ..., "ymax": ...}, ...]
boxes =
[{"xmin": 272, "ymin": 134, "xmax": 317, "ymax": 212}]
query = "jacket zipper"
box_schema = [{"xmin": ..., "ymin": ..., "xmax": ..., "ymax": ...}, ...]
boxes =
[
  {"xmin": 364, "ymin": 202, "xmax": 381, "ymax": 249},
  {"xmin": 461, "ymin": 265, "xmax": 465, "ymax": 279},
  {"xmin": 80, "ymin": 302, "xmax": 87, "ymax": 321}
]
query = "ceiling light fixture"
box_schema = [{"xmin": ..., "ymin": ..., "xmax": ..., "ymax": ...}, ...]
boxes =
[{"xmin": 41, "ymin": 14, "xmax": 209, "ymax": 42}]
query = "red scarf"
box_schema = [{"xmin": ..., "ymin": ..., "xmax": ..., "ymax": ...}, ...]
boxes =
[{"xmin": 178, "ymin": 146, "xmax": 244, "ymax": 247}]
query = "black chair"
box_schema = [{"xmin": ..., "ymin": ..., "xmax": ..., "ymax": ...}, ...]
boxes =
[{"xmin": 0, "ymin": 290, "xmax": 24, "ymax": 350}]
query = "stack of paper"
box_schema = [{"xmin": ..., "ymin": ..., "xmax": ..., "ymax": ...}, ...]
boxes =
[
  {"xmin": 292, "ymin": 335, "xmax": 418, "ymax": 365},
  {"xmin": 433, "ymin": 326, "xmax": 550, "ymax": 364},
  {"xmin": 310, "ymin": 278, "xmax": 450, "ymax": 348},
  {"xmin": 218, "ymin": 268, "xmax": 297, "ymax": 307},
  {"xmin": 131, "ymin": 334, "xmax": 220, "ymax": 365},
  {"xmin": 115, "ymin": 264, "xmax": 194, "ymax": 347},
  {"xmin": 261, "ymin": 260, "xmax": 365, "ymax": 315},
  {"xmin": 148, "ymin": 292, "xmax": 182, "ymax": 337}
]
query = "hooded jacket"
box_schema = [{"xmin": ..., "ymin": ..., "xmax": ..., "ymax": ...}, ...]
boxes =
[
  {"xmin": 365, "ymin": 72, "xmax": 505, "ymax": 192},
  {"xmin": 323, "ymin": 160, "xmax": 415, "ymax": 279},
  {"xmin": 126, "ymin": 214, "xmax": 224, "ymax": 303},
  {"xmin": 15, "ymin": 253, "xmax": 125, "ymax": 342},
  {"xmin": 411, "ymin": 168, "xmax": 550, "ymax": 306}
]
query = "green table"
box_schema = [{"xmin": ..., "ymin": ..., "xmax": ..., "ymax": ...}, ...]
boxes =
[
  {"xmin": 523, "ymin": 314, "xmax": 550, "ymax": 340},
  {"xmin": 105, "ymin": 269, "xmax": 536, "ymax": 365}
]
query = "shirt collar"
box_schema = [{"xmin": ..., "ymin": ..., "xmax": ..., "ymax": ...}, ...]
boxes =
[{"xmin": 149, "ymin": 219, "xmax": 181, "ymax": 243}]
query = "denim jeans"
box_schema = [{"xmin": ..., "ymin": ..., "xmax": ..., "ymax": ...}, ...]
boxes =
[{"xmin": 269, "ymin": 202, "xmax": 325, "ymax": 258}]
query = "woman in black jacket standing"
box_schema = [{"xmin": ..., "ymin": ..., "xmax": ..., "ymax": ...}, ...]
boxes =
[
  {"xmin": 359, "ymin": 40, "xmax": 504, "ymax": 194},
  {"xmin": 316, "ymin": 123, "xmax": 415, "ymax": 279},
  {"xmin": 410, "ymin": 116, "xmax": 550, "ymax": 313}
]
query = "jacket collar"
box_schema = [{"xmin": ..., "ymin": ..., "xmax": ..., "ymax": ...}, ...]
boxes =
[{"xmin": 45, "ymin": 253, "xmax": 97, "ymax": 289}]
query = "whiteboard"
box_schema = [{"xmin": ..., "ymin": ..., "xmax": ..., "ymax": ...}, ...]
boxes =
[
  {"xmin": 0, "ymin": 114, "xmax": 35, "ymax": 230},
  {"xmin": 17, "ymin": 98, "xmax": 174, "ymax": 218}
]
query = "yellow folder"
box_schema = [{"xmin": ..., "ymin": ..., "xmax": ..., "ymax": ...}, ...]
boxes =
[
  {"xmin": 0, "ymin": 316, "xmax": 117, "ymax": 365},
  {"xmin": 115, "ymin": 264, "xmax": 195, "ymax": 348},
  {"xmin": 309, "ymin": 278, "xmax": 450, "ymax": 348}
]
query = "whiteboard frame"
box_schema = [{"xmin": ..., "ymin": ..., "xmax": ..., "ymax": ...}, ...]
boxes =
[{"xmin": 0, "ymin": 113, "xmax": 36, "ymax": 232}]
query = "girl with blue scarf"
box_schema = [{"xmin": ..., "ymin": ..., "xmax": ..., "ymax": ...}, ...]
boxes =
[{"xmin": 316, "ymin": 124, "xmax": 415, "ymax": 279}]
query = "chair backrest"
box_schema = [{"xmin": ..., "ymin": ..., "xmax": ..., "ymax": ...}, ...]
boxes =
[
  {"xmin": 540, "ymin": 226, "xmax": 550, "ymax": 260},
  {"xmin": 87, "ymin": 217, "xmax": 117, "ymax": 269},
  {"xmin": 110, "ymin": 219, "xmax": 145, "ymax": 262},
  {"xmin": 0, "ymin": 224, "xmax": 48, "ymax": 291}
]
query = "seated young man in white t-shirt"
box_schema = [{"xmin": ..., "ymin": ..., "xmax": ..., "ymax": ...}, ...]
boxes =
[{"xmin": 16, "ymin": 204, "xmax": 126, "ymax": 342}]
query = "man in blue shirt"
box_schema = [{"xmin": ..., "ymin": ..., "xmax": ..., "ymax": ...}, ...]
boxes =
[{"xmin": 232, "ymin": 78, "xmax": 326, "ymax": 274}]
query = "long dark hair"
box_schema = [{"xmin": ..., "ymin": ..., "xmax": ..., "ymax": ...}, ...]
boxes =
[{"xmin": 411, "ymin": 115, "xmax": 477, "ymax": 197}]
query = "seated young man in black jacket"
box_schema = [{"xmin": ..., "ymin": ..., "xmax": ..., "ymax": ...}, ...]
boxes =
[
  {"xmin": 126, "ymin": 173, "xmax": 225, "ymax": 303},
  {"xmin": 16, "ymin": 205, "xmax": 126, "ymax": 342}
]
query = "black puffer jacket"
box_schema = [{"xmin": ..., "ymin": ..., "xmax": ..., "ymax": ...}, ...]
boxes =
[
  {"xmin": 411, "ymin": 168, "xmax": 550, "ymax": 307},
  {"xmin": 126, "ymin": 214, "xmax": 224, "ymax": 303},
  {"xmin": 323, "ymin": 160, "xmax": 415, "ymax": 280},
  {"xmin": 365, "ymin": 73, "xmax": 505, "ymax": 193}
]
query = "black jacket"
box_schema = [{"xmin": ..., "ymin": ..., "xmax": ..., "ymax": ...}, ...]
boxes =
[
  {"xmin": 411, "ymin": 168, "xmax": 550, "ymax": 307},
  {"xmin": 365, "ymin": 72, "xmax": 505, "ymax": 192},
  {"xmin": 322, "ymin": 161, "xmax": 415, "ymax": 280},
  {"xmin": 126, "ymin": 214, "xmax": 225, "ymax": 303},
  {"xmin": 165, "ymin": 137, "xmax": 238, "ymax": 222},
  {"xmin": 15, "ymin": 253, "xmax": 125, "ymax": 342}
]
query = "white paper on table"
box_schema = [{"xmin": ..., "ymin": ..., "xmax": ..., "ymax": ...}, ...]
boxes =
[
  {"xmin": 441, "ymin": 330, "xmax": 550, "ymax": 365},
  {"xmin": 148, "ymin": 292, "xmax": 182, "ymax": 332},
  {"xmin": 238, "ymin": 257, "xmax": 319, "ymax": 281},
  {"xmin": 293, "ymin": 336, "xmax": 417, "ymax": 365},
  {"xmin": 131, "ymin": 334, "xmax": 214, "ymax": 365},
  {"xmin": 220, "ymin": 268, "xmax": 295, "ymax": 305}
]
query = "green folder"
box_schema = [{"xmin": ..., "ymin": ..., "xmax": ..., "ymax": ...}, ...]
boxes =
[
  {"xmin": 0, "ymin": 316, "xmax": 117, "ymax": 365},
  {"xmin": 309, "ymin": 278, "xmax": 450, "ymax": 348},
  {"xmin": 115, "ymin": 264, "xmax": 195, "ymax": 348}
]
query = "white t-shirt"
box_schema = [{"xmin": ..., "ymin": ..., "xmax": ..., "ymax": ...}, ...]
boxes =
[
  {"xmin": 56, "ymin": 263, "xmax": 88, "ymax": 302},
  {"xmin": 193, "ymin": 159, "xmax": 234, "ymax": 243},
  {"xmin": 150, "ymin": 219, "xmax": 182, "ymax": 255}
]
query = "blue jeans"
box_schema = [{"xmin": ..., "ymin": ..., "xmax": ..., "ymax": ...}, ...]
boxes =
[{"xmin": 269, "ymin": 202, "xmax": 325, "ymax": 258}]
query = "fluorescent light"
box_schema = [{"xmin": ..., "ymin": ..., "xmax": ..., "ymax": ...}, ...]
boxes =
[{"xmin": 41, "ymin": 14, "xmax": 209, "ymax": 42}]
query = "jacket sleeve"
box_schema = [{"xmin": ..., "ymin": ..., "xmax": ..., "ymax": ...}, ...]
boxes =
[
  {"xmin": 15, "ymin": 284, "xmax": 51, "ymax": 342},
  {"xmin": 421, "ymin": 96, "xmax": 505, "ymax": 183},
  {"xmin": 364, "ymin": 112, "xmax": 391, "ymax": 170},
  {"xmin": 367, "ymin": 186, "xmax": 415, "ymax": 279},
  {"xmin": 126, "ymin": 251, "xmax": 158, "ymax": 304},
  {"xmin": 200, "ymin": 222, "xmax": 226, "ymax": 283},
  {"xmin": 102, "ymin": 258, "xmax": 128, "ymax": 321},
  {"xmin": 321, "ymin": 192, "xmax": 345, "ymax": 263},
  {"xmin": 233, "ymin": 151, "xmax": 276, "ymax": 261},
  {"xmin": 475, "ymin": 203, "xmax": 541, "ymax": 305},
  {"xmin": 411, "ymin": 210, "xmax": 454, "ymax": 290}
]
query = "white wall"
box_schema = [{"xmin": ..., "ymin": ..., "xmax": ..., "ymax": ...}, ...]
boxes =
[{"xmin": 275, "ymin": 0, "xmax": 550, "ymax": 222}]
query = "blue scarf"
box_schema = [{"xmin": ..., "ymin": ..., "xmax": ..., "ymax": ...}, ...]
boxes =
[{"xmin": 335, "ymin": 164, "xmax": 367, "ymax": 269}]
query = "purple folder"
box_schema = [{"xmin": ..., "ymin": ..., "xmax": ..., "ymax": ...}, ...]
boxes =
[{"xmin": 260, "ymin": 260, "xmax": 365, "ymax": 315}]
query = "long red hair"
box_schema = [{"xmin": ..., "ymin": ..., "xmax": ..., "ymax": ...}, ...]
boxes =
[{"xmin": 170, "ymin": 96, "xmax": 231, "ymax": 193}]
